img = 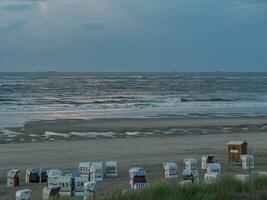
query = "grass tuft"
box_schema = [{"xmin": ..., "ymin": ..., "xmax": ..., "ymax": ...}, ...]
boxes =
[
  {"xmin": 25, "ymin": 175, "xmax": 267, "ymax": 200},
  {"xmin": 89, "ymin": 175, "xmax": 267, "ymax": 200}
]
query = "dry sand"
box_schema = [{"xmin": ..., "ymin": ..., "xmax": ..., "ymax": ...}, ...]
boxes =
[{"xmin": 1, "ymin": 116, "xmax": 267, "ymax": 199}]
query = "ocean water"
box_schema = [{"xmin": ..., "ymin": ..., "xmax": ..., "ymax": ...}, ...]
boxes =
[{"xmin": 1, "ymin": 72, "xmax": 267, "ymax": 127}]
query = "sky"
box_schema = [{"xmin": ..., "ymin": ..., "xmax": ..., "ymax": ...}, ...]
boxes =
[{"xmin": 0, "ymin": 0, "xmax": 267, "ymax": 72}]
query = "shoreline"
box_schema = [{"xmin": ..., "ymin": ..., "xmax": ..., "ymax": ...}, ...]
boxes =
[
  {"xmin": 1, "ymin": 108, "xmax": 267, "ymax": 129},
  {"xmin": 0, "ymin": 115, "xmax": 266, "ymax": 144}
]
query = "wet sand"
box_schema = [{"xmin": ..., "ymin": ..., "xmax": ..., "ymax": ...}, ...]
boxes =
[
  {"xmin": 10, "ymin": 116, "xmax": 267, "ymax": 133},
  {"xmin": 1, "ymin": 116, "xmax": 267, "ymax": 143}
]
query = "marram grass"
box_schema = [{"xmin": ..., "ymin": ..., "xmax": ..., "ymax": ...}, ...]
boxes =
[{"xmin": 44, "ymin": 176, "xmax": 267, "ymax": 200}]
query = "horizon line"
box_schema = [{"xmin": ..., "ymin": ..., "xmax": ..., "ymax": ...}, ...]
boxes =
[{"xmin": 1, "ymin": 71, "xmax": 267, "ymax": 73}]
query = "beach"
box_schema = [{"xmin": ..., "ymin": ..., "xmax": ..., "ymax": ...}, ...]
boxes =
[
  {"xmin": 1, "ymin": 116, "xmax": 267, "ymax": 199},
  {"xmin": 1, "ymin": 115, "xmax": 267, "ymax": 143}
]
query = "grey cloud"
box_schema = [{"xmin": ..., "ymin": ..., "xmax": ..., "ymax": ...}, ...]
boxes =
[
  {"xmin": 248, "ymin": 0, "xmax": 267, "ymax": 4},
  {"xmin": 1, "ymin": 3, "xmax": 33, "ymax": 11},
  {"xmin": 238, "ymin": 0, "xmax": 267, "ymax": 6},
  {"xmin": 80, "ymin": 21, "xmax": 105, "ymax": 31},
  {"xmin": 0, "ymin": 0, "xmax": 47, "ymax": 3},
  {"xmin": 0, "ymin": 0, "xmax": 48, "ymax": 12},
  {"xmin": 8, "ymin": 0, "xmax": 47, "ymax": 1},
  {"xmin": 0, "ymin": 0, "xmax": 266, "ymax": 72},
  {"xmin": 0, "ymin": 20, "xmax": 26, "ymax": 31}
]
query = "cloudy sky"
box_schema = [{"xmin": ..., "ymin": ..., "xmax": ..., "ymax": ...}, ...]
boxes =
[{"xmin": 0, "ymin": 0, "xmax": 266, "ymax": 72}]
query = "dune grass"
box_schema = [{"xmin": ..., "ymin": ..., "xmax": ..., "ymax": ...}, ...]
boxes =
[
  {"xmin": 0, "ymin": 172, "xmax": 6, "ymax": 185},
  {"xmin": 90, "ymin": 176, "xmax": 267, "ymax": 200},
  {"xmin": 35, "ymin": 176, "xmax": 267, "ymax": 200}
]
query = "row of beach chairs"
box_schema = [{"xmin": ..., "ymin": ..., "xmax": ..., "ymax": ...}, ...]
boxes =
[{"xmin": 9, "ymin": 154, "xmax": 261, "ymax": 200}]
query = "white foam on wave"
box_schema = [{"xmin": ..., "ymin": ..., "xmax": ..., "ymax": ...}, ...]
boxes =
[
  {"xmin": 44, "ymin": 131, "xmax": 69, "ymax": 138},
  {"xmin": 162, "ymin": 130, "xmax": 174, "ymax": 134},
  {"xmin": 69, "ymin": 131, "xmax": 114, "ymax": 137},
  {"xmin": 1, "ymin": 103, "xmax": 267, "ymax": 130},
  {"xmin": 126, "ymin": 131, "xmax": 139, "ymax": 136},
  {"xmin": 221, "ymin": 127, "xmax": 231, "ymax": 132},
  {"xmin": 3, "ymin": 96, "xmax": 267, "ymax": 115},
  {"xmin": 0, "ymin": 128, "xmax": 23, "ymax": 138},
  {"xmin": 29, "ymin": 134, "xmax": 39, "ymax": 137}
]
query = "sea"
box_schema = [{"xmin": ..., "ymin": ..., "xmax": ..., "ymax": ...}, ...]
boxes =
[{"xmin": 1, "ymin": 72, "xmax": 267, "ymax": 128}]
